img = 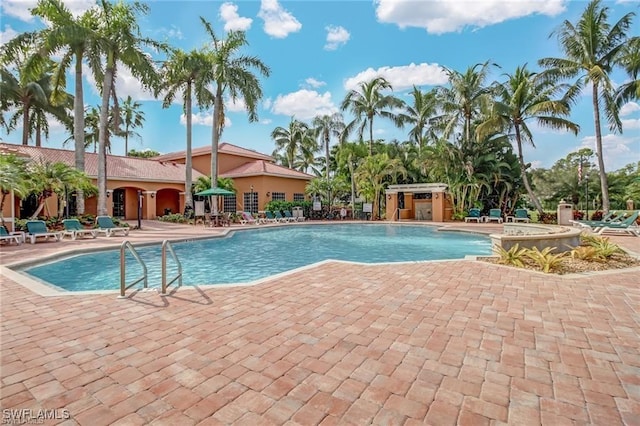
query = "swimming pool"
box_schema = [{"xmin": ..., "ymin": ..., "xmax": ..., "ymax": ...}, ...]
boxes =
[{"xmin": 22, "ymin": 224, "xmax": 491, "ymax": 292}]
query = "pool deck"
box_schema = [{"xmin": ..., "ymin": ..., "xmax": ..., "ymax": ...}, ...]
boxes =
[{"xmin": 1, "ymin": 220, "xmax": 639, "ymax": 425}]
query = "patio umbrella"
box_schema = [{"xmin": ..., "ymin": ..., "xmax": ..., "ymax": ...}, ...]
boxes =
[
  {"xmin": 195, "ymin": 187, "xmax": 235, "ymax": 217},
  {"xmin": 194, "ymin": 187, "xmax": 235, "ymax": 197}
]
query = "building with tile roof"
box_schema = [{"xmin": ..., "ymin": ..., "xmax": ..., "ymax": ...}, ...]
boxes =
[{"xmin": 1, "ymin": 141, "xmax": 313, "ymax": 226}]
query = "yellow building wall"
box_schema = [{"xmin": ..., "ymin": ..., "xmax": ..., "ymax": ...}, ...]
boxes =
[
  {"xmin": 180, "ymin": 152, "xmax": 268, "ymax": 177},
  {"xmin": 232, "ymin": 176, "xmax": 309, "ymax": 211}
]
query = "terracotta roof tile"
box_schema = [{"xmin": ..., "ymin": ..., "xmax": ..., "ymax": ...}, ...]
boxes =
[
  {"xmin": 220, "ymin": 160, "xmax": 314, "ymax": 180},
  {"xmin": 154, "ymin": 142, "xmax": 272, "ymax": 161},
  {"xmin": 0, "ymin": 143, "xmax": 203, "ymax": 182}
]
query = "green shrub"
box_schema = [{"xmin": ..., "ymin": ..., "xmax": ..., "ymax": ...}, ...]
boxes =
[
  {"xmin": 585, "ymin": 236, "xmax": 623, "ymax": 258},
  {"xmin": 495, "ymin": 244, "xmax": 528, "ymax": 268},
  {"xmin": 526, "ymin": 247, "xmax": 566, "ymax": 273},
  {"xmin": 158, "ymin": 213, "xmax": 188, "ymax": 224},
  {"xmin": 570, "ymin": 246, "xmax": 605, "ymax": 262}
]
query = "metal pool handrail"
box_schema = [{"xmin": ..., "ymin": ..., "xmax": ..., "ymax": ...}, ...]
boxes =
[
  {"xmin": 119, "ymin": 241, "xmax": 148, "ymax": 298},
  {"xmin": 161, "ymin": 240, "xmax": 183, "ymax": 294}
]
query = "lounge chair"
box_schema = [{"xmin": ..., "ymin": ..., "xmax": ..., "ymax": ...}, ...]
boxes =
[
  {"xmin": 464, "ymin": 208, "xmax": 482, "ymax": 223},
  {"xmin": 61, "ymin": 219, "xmax": 97, "ymax": 240},
  {"xmin": 0, "ymin": 226, "xmax": 23, "ymax": 245},
  {"xmin": 570, "ymin": 211, "xmax": 621, "ymax": 229},
  {"xmin": 239, "ymin": 212, "xmax": 258, "ymax": 225},
  {"xmin": 273, "ymin": 211, "xmax": 289, "ymax": 223},
  {"xmin": 513, "ymin": 209, "xmax": 530, "ymax": 223},
  {"xmin": 283, "ymin": 210, "xmax": 301, "ymax": 222},
  {"xmin": 25, "ymin": 220, "xmax": 62, "ymax": 244},
  {"xmin": 486, "ymin": 209, "xmax": 503, "ymax": 224},
  {"xmin": 595, "ymin": 211, "xmax": 640, "ymax": 236},
  {"xmin": 263, "ymin": 211, "xmax": 279, "ymax": 223},
  {"xmin": 95, "ymin": 216, "xmax": 130, "ymax": 237}
]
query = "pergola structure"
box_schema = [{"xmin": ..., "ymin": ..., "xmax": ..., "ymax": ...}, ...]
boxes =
[{"xmin": 385, "ymin": 183, "xmax": 452, "ymax": 222}]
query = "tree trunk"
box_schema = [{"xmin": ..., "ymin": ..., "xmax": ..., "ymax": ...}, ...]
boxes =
[
  {"xmin": 75, "ymin": 52, "xmax": 85, "ymax": 215},
  {"xmin": 185, "ymin": 82, "xmax": 193, "ymax": 209},
  {"xmin": 349, "ymin": 160, "xmax": 356, "ymax": 211},
  {"xmin": 515, "ymin": 125, "xmax": 543, "ymax": 214},
  {"xmin": 325, "ymin": 132, "xmax": 330, "ymax": 182},
  {"xmin": 368, "ymin": 118, "xmax": 374, "ymax": 156},
  {"xmin": 22, "ymin": 104, "xmax": 30, "ymax": 146},
  {"xmin": 35, "ymin": 124, "xmax": 41, "ymax": 147},
  {"xmin": 210, "ymin": 85, "xmax": 222, "ymax": 189},
  {"xmin": 592, "ymin": 84, "xmax": 610, "ymax": 213},
  {"xmin": 97, "ymin": 57, "xmax": 115, "ymax": 216}
]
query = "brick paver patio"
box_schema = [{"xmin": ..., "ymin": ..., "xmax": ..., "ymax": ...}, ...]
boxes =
[{"xmin": 1, "ymin": 221, "xmax": 639, "ymax": 425}]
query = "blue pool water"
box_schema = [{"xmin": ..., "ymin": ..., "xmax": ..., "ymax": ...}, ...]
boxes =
[{"xmin": 22, "ymin": 224, "xmax": 491, "ymax": 292}]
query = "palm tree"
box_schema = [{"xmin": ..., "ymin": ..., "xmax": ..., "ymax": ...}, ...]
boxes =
[
  {"xmin": 0, "ymin": 154, "xmax": 28, "ymax": 226},
  {"xmin": 405, "ymin": 87, "xmax": 438, "ymax": 151},
  {"xmin": 0, "ymin": 56, "xmax": 71, "ymax": 147},
  {"xmin": 335, "ymin": 141, "xmax": 368, "ymax": 209},
  {"xmin": 25, "ymin": 160, "xmax": 94, "ymax": 219},
  {"xmin": 28, "ymin": 0, "xmax": 101, "ymax": 215},
  {"xmin": 616, "ymin": 36, "xmax": 640, "ymax": 107},
  {"xmin": 539, "ymin": 0, "xmax": 636, "ymax": 212},
  {"xmin": 92, "ymin": 0, "xmax": 163, "ymax": 216},
  {"xmin": 271, "ymin": 119, "xmax": 318, "ymax": 171},
  {"xmin": 477, "ymin": 66, "xmax": 580, "ymax": 214},
  {"xmin": 81, "ymin": 106, "xmax": 118, "ymax": 153},
  {"xmin": 162, "ymin": 48, "xmax": 215, "ymax": 211},
  {"xmin": 436, "ymin": 61, "xmax": 496, "ymax": 147},
  {"xmin": 200, "ymin": 18, "xmax": 270, "ymax": 190},
  {"xmin": 354, "ymin": 153, "xmax": 406, "ymax": 219},
  {"xmin": 340, "ymin": 77, "xmax": 406, "ymax": 155},
  {"xmin": 119, "ymin": 95, "xmax": 145, "ymax": 156},
  {"xmin": 312, "ymin": 113, "xmax": 345, "ymax": 180}
]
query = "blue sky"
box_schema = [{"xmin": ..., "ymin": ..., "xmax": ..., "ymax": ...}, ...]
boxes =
[{"xmin": 1, "ymin": 0, "xmax": 638, "ymax": 172}]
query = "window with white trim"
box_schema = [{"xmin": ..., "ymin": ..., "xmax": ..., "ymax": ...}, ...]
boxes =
[
  {"xmin": 271, "ymin": 192, "xmax": 286, "ymax": 201},
  {"xmin": 293, "ymin": 193, "xmax": 305, "ymax": 202}
]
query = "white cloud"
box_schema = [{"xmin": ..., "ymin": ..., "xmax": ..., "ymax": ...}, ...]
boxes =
[
  {"xmin": 181, "ymin": 112, "xmax": 212, "ymax": 126},
  {"xmin": 258, "ymin": 0, "xmax": 301, "ymax": 38},
  {"xmin": 324, "ymin": 25, "xmax": 350, "ymax": 50},
  {"xmin": 226, "ymin": 97, "xmax": 246, "ymax": 112},
  {"xmin": 529, "ymin": 160, "xmax": 543, "ymax": 170},
  {"xmin": 0, "ymin": 25, "xmax": 19, "ymax": 44},
  {"xmin": 620, "ymin": 102, "xmax": 640, "ymax": 117},
  {"xmin": 180, "ymin": 111, "xmax": 232, "ymax": 128},
  {"xmin": 262, "ymin": 98, "xmax": 272, "ymax": 110},
  {"xmin": 1, "ymin": 0, "xmax": 37, "ymax": 22},
  {"xmin": 304, "ymin": 78, "xmax": 326, "ymax": 89},
  {"xmin": 271, "ymin": 90, "xmax": 338, "ymax": 120},
  {"xmin": 156, "ymin": 25, "xmax": 183, "ymax": 40},
  {"xmin": 375, "ymin": 0, "xmax": 566, "ymax": 34},
  {"xmin": 580, "ymin": 133, "xmax": 640, "ymax": 170},
  {"xmin": 344, "ymin": 63, "xmax": 448, "ymax": 91},
  {"xmin": 260, "ymin": 118, "xmax": 273, "ymax": 125},
  {"xmin": 1, "ymin": 0, "xmax": 95, "ymax": 23},
  {"xmin": 622, "ymin": 118, "xmax": 640, "ymax": 130},
  {"xmin": 220, "ymin": 2, "xmax": 252, "ymax": 32}
]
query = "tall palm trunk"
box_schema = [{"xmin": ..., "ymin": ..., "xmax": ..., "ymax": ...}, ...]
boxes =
[
  {"xmin": 592, "ymin": 84, "xmax": 610, "ymax": 213},
  {"xmin": 124, "ymin": 124, "xmax": 129, "ymax": 155},
  {"xmin": 515, "ymin": 125, "xmax": 543, "ymax": 214},
  {"xmin": 98, "ymin": 58, "xmax": 115, "ymax": 216},
  {"xmin": 35, "ymin": 125, "xmax": 42, "ymax": 147},
  {"xmin": 185, "ymin": 82, "xmax": 193, "ymax": 209},
  {"xmin": 75, "ymin": 53, "xmax": 85, "ymax": 214},
  {"xmin": 368, "ymin": 116, "xmax": 374, "ymax": 155},
  {"xmin": 324, "ymin": 133, "xmax": 330, "ymax": 181},
  {"xmin": 210, "ymin": 85, "xmax": 222, "ymax": 189},
  {"xmin": 22, "ymin": 105, "xmax": 30, "ymax": 145}
]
